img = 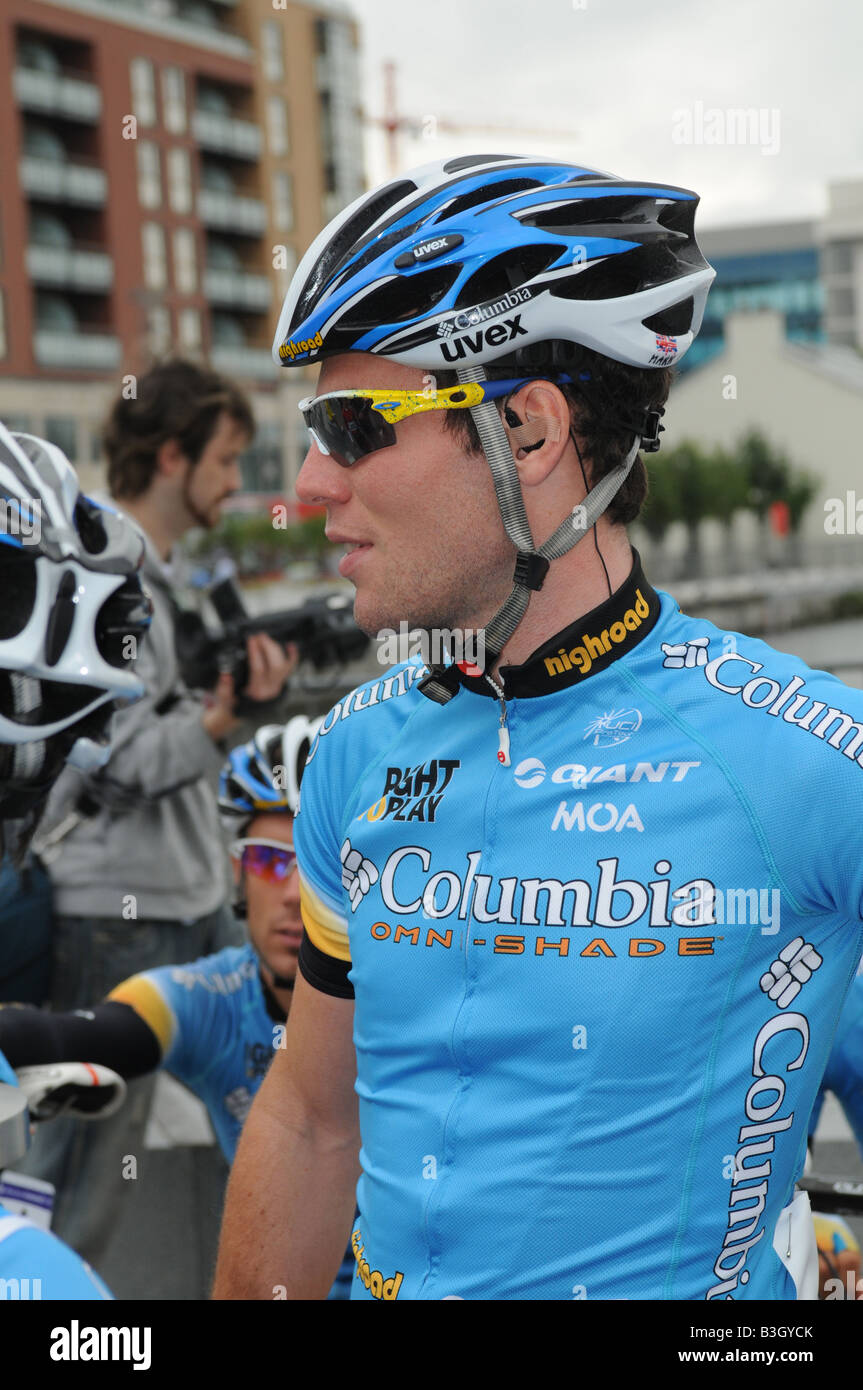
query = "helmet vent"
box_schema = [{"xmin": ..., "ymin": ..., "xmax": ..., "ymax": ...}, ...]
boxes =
[
  {"xmin": 455, "ymin": 244, "xmax": 561, "ymax": 306},
  {"xmin": 549, "ymin": 244, "xmax": 688, "ymax": 301},
  {"xmin": 434, "ymin": 178, "xmax": 542, "ymax": 221},
  {"xmin": 74, "ymin": 497, "xmax": 108, "ymax": 555},
  {"xmin": 642, "ymin": 298, "xmax": 694, "ymax": 336},
  {"xmin": 290, "ymin": 180, "xmax": 417, "ymax": 333},
  {"xmin": 331, "ymin": 264, "xmax": 460, "ymax": 335},
  {"xmin": 0, "ymin": 550, "xmax": 37, "ymax": 639},
  {"xmin": 442, "ymin": 154, "xmax": 521, "ymax": 173}
]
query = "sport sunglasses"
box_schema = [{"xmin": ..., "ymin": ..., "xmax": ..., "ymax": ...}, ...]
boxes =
[
  {"xmin": 298, "ymin": 375, "xmax": 574, "ymax": 467},
  {"xmin": 230, "ymin": 838, "xmax": 297, "ymax": 883}
]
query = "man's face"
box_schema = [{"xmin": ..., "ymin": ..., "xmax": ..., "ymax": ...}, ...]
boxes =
[
  {"xmin": 295, "ymin": 354, "xmax": 514, "ymax": 636},
  {"xmin": 182, "ymin": 410, "xmax": 247, "ymax": 530},
  {"xmin": 234, "ymin": 812, "xmax": 302, "ymax": 984}
]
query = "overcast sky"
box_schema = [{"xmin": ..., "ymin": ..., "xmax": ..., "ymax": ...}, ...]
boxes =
[{"xmin": 344, "ymin": 0, "xmax": 862, "ymax": 229}]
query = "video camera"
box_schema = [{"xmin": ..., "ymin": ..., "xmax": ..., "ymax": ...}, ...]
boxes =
[{"xmin": 175, "ymin": 578, "xmax": 369, "ymax": 698}]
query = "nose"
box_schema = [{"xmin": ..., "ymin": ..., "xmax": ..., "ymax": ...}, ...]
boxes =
[
  {"xmin": 296, "ymin": 438, "xmax": 351, "ymax": 507},
  {"xmin": 227, "ymin": 460, "xmax": 243, "ymax": 494},
  {"xmin": 282, "ymin": 864, "xmax": 301, "ymax": 910}
]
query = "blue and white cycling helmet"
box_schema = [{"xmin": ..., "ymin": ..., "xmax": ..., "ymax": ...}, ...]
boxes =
[
  {"xmin": 274, "ymin": 154, "xmax": 714, "ymax": 373},
  {"xmin": 218, "ymin": 715, "xmax": 324, "ymax": 833},
  {"xmin": 273, "ymin": 155, "xmax": 715, "ymax": 694},
  {"xmin": 0, "ymin": 422, "xmax": 152, "ymax": 815}
]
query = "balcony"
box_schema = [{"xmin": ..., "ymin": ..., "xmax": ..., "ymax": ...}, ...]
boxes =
[
  {"xmin": 14, "ymin": 66, "xmax": 101, "ymax": 123},
  {"xmin": 19, "ymin": 156, "xmax": 107, "ymax": 206},
  {"xmin": 27, "ymin": 243, "xmax": 113, "ymax": 292},
  {"xmin": 34, "ymin": 329, "xmax": 121, "ymax": 370},
  {"xmin": 204, "ymin": 267, "xmax": 270, "ymax": 310},
  {"xmin": 197, "ymin": 190, "xmax": 266, "ymax": 235},
  {"xmin": 192, "ymin": 109, "xmax": 261, "ymax": 160},
  {"xmin": 210, "ymin": 345, "xmax": 275, "ymax": 380}
]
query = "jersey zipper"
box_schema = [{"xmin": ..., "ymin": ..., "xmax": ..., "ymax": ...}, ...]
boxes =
[{"xmin": 481, "ymin": 670, "xmax": 510, "ymax": 766}]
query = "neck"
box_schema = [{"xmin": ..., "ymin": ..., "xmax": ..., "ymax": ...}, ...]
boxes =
[
  {"xmin": 259, "ymin": 965, "xmax": 293, "ymax": 1018},
  {"xmin": 492, "ymin": 519, "xmax": 633, "ymax": 673},
  {"xmin": 118, "ymin": 490, "xmax": 188, "ymax": 563}
]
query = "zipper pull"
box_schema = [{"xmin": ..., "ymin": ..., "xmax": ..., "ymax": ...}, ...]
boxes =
[{"xmin": 497, "ymin": 721, "xmax": 510, "ymax": 766}]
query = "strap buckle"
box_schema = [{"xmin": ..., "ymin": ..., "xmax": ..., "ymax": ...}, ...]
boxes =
[{"xmin": 513, "ymin": 551, "xmax": 550, "ymax": 591}]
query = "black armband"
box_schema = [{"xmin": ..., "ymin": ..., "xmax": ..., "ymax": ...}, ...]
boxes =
[
  {"xmin": 0, "ymin": 1001, "xmax": 162, "ymax": 1078},
  {"xmin": 298, "ymin": 932, "xmax": 354, "ymax": 1000}
]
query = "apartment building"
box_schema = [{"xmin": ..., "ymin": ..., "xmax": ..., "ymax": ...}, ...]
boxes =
[{"xmin": 0, "ymin": 0, "xmax": 364, "ymax": 502}]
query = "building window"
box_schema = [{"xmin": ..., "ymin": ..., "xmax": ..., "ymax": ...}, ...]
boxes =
[
  {"xmin": 178, "ymin": 308, "xmax": 201, "ymax": 352},
  {"xmin": 241, "ymin": 420, "xmax": 283, "ymax": 493},
  {"xmin": 267, "ymin": 96, "xmax": 289, "ymax": 157},
  {"xmin": 44, "ymin": 417, "xmax": 79, "ymax": 460},
  {"xmin": 162, "ymin": 66, "xmax": 187, "ymax": 133},
  {"xmin": 167, "ymin": 147, "xmax": 192, "ymax": 214},
  {"xmin": 172, "ymin": 227, "xmax": 197, "ymax": 294},
  {"xmin": 273, "ymin": 172, "xmax": 294, "ymax": 232},
  {"xmin": 130, "ymin": 58, "xmax": 157, "ymax": 127},
  {"xmin": 136, "ymin": 141, "xmax": 162, "ymax": 208},
  {"xmin": 147, "ymin": 305, "xmax": 171, "ymax": 355},
  {"xmin": 262, "ymin": 20, "xmax": 285, "ymax": 81},
  {"xmin": 142, "ymin": 222, "xmax": 167, "ymax": 290}
]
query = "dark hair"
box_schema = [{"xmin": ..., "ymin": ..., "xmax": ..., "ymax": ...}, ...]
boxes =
[
  {"xmin": 439, "ymin": 344, "xmax": 674, "ymax": 526},
  {"xmin": 104, "ymin": 358, "xmax": 255, "ymax": 501}
]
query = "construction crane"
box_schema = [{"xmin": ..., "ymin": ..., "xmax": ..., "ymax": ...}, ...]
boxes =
[{"xmin": 368, "ymin": 60, "xmax": 579, "ymax": 177}]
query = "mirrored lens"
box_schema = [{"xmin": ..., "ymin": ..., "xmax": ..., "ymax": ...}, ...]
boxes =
[
  {"xmin": 242, "ymin": 844, "xmax": 297, "ymax": 883},
  {"xmin": 304, "ymin": 397, "xmax": 396, "ymax": 467}
]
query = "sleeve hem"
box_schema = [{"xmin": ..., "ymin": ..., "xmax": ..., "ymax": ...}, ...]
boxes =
[{"xmin": 298, "ymin": 932, "xmax": 354, "ymax": 1000}]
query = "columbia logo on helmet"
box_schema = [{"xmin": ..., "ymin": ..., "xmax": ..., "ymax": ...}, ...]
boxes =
[{"xmin": 439, "ymin": 315, "xmax": 528, "ymax": 362}]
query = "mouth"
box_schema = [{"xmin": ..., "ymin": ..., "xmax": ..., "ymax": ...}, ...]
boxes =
[
  {"xmin": 328, "ymin": 532, "xmax": 373, "ymax": 578},
  {"xmin": 272, "ymin": 926, "xmax": 303, "ymax": 949}
]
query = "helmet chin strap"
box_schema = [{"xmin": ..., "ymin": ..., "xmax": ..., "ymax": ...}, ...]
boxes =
[{"xmin": 417, "ymin": 363, "xmax": 641, "ymax": 705}]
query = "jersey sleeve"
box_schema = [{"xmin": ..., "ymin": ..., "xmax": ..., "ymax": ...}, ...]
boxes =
[
  {"xmin": 107, "ymin": 968, "xmax": 203, "ymax": 1084},
  {"xmin": 294, "ymin": 710, "xmax": 354, "ymax": 1000}
]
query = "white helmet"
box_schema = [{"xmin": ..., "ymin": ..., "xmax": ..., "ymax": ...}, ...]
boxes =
[{"xmin": 0, "ymin": 422, "xmax": 152, "ymax": 820}]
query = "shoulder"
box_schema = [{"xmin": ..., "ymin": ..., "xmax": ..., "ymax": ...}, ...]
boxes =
[
  {"xmin": 154, "ymin": 943, "xmax": 258, "ymax": 998},
  {"xmin": 644, "ymin": 593, "xmax": 863, "ymax": 784},
  {"xmin": 304, "ymin": 660, "xmax": 428, "ymax": 773}
]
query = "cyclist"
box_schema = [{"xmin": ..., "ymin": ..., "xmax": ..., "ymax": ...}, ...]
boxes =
[
  {"xmin": 0, "ymin": 720, "xmax": 355, "ymax": 1299},
  {"xmin": 208, "ymin": 153, "xmax": 863, "ymax": 1301},
  {"xmin": 1, "ymin": 419, "xmax": 150, "ymax": 1298}
]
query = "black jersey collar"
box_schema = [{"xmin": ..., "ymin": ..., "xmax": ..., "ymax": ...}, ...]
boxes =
[{"xmin": 457, "ymin": 551, "xmax": 661, "ymax": 699}]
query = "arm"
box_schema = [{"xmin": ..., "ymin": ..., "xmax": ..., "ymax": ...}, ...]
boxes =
[
  {"xmin": 212, "ymin": 969, "xmax": 360, "ymax": 1300},
  {"xmin": 0, "ymin": 1000, "xmax": 161, "ymax": 1079}
]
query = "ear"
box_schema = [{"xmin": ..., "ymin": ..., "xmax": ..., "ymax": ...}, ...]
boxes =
[
  {"xmin": 502, "ymin": 381, "xmax": 571, "ymax": 485},
  {"xmin": 155, "ymin": 437, "xmax": 187, "ymax": 479}
]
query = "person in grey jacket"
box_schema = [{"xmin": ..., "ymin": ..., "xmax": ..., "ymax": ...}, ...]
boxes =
[{"xmin": 20, "ymin": 359, "xmax": 295, "ymax": 1269}]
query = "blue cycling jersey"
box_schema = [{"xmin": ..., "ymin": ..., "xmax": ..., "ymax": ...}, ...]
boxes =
[
  {"xmin": 809, "ymin": 958, "xmax": 863, "ymax": 1155},
  {"xmin": 0, "ymin": 1202, "xmax": 113, "ymax": 1299},
  {"xmin": 294, "ymin": 559, "xmax": 863, "ymax": 1300},
  {"xmin": 108, "ymin": 944, "xmax": 354, "ymax": 1298},
  {"xmin": 110, "ymin": 944, "xmax": 277, "ymax": 1163}
]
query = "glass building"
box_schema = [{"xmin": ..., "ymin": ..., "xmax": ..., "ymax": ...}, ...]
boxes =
[{"xmin": 682, "ymin": 220, "xmax": 824, "ymax": 374}]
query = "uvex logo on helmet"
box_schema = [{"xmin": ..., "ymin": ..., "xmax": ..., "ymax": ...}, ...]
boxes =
[{"xmin": 439, "ymin": 314, "xmax": 528, "ymax": 362}]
